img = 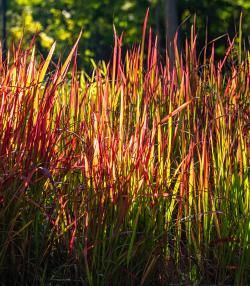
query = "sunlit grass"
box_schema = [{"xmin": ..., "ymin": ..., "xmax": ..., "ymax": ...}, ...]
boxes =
[{"xmin": 0, "ymin": 13, "xmax": 249, "ymax": 285}]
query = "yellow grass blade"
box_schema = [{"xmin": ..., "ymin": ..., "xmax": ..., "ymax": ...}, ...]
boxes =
[{"xmin": 38, "ymin": 41, "xmax": 56, "ymax": 84}]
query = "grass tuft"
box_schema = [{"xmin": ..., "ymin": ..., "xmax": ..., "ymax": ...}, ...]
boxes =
[{"xmin": 0, "ymin": 14, "xmax": 249, "ymax": 285}]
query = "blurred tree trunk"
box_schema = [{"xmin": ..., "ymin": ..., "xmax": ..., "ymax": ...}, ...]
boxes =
[
  {"xmin": 164, "ymin": 0, "xmax": 178, "ymax": 65},
  {"xmin": 1, "ymin": 0, "xmax": 7, "ymax": 56}
]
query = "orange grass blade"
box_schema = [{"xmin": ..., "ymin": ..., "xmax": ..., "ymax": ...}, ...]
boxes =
[{"xmin": 159, "ymin": 100, "xmax": 192, "ymax": 125}]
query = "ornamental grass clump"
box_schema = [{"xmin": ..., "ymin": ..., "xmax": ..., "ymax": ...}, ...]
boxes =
[{"xmin": 0, "ymin": 12, "xmax": 249, "ymax": 285}]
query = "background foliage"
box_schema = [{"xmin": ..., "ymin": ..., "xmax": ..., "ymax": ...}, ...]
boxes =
[{"xmin": 1, "ymin": 0, "xmax": 250, "ymax": 68}]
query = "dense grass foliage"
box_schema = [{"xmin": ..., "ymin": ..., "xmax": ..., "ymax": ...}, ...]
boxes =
[{"xmin": 0, "ymin": 15, "xmax": 249, "ymax": 285}]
